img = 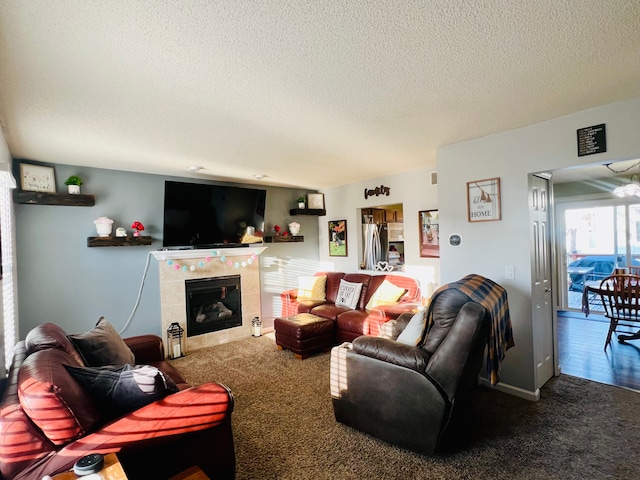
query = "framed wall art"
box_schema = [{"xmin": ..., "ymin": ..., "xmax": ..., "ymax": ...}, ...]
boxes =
[
  {"xmin": 307, "ymin": 193, "xmax": 325, "ymax": 210},
  {"xmin": 20, "ymin": 163, "xmax": 56, "ymax": 193},
  {"xmin": 467, "ymin": 177, "xmax": 501, "ymax": 222},
  {"xmin": 419, "ymin": 210, "xmax": 440, "ymax": 258},
  {"xmin": 328, "ymin": 219, "xmax": 347, "ymax": 256}
]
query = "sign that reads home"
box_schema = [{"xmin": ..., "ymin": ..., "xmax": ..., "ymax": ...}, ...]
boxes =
[{"xmin": 467, "ymin": 178, "xmax": 502, "ymax": 222}]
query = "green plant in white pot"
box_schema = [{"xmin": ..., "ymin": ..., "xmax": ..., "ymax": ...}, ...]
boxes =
[
  {"xmin": 64, "ymin": 175, "xmax": 83, "ymax": 195},
  {"xmin": 296, "ymin": 196, "xmax": 306, "ymax": 209}
]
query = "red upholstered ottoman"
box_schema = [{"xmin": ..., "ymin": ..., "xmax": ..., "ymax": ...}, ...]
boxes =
[{"xmin": 274, "ymin": 313, "xmax": 335, "ymax": 359}]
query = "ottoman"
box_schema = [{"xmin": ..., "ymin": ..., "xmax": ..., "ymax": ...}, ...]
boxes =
[{"xmin": 274, "ymin": 313, "xmax": 335, "ymax": 359}]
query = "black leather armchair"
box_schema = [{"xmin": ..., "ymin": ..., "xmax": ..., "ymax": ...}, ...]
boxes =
[{"xmin": 330, "ymin": 287, "xmax": 490, "ymax": 454}]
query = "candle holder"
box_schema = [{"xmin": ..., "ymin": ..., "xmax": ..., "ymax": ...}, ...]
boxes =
[{"xmin": 167, "ymin": 322, "xmax": 185, "ymax": 359}]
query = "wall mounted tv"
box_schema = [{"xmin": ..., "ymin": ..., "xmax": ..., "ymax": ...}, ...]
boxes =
[{"xmin": 162, "ymin": 180, "xmax": 266, "ymax": 248}]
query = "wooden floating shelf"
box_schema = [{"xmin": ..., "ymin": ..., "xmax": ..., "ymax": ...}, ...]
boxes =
[
  {"xmin": 289, "ymin": 208, "xmax": 326, "ymax": 216},
  {"xmin": 14, "ymin": 190, "xmax": 96, "ymax": 206},
  {"xmin": 264, "ymin": 235, "xmax": 304, "ymax": 243},
  {"xmin": 87, "ymin": 236, "xmax": 153, "ymax": 247}
]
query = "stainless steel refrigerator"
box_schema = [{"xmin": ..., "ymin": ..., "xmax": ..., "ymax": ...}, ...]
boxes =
[{"xmin": 363, "ymin": 217, "xmax": 405, "ymax": 270}]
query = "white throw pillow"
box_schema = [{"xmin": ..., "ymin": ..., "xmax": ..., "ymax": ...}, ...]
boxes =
[
  {"xmin": 365, "ymin": 279, "xmax": 407, "ymax": 311},
  {"xmin": 396, "ymin": 310, "xmax": 427, "ymax": 346},
  {"xmin": 335, "ymin": 280, "xmax": 363, "ymax": 310},
  {"xmin": 297, "ymin": 275, "xmax": 327, "ymax": 301}
]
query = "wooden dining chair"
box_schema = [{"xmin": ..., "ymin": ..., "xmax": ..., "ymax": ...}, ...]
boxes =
[
  {"xmin": 596, "ymin": 274, "xmax": 640, "ymax": 350},
  {"xmin": 625, "ymin": 266, "xmax": 640, "ymax": 276}
]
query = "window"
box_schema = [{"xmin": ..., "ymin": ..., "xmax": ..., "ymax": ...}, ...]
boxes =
[{"xmin": 0, "ymin": 171, "xmax": 17, "ymax": 372}]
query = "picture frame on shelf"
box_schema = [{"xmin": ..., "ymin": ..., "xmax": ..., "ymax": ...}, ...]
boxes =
[
  {"xmin": 329, "ymin": 219, "xmax": 347, "ymax": 256},
  {"xmin": 419, "ymin": 210, "xmax": 440, "ymax": 258},
  {"xmin": 467, "ymin": 177, "xmax": 501, "ymax": 222},
  {"xmin": 20, "ymin": 163, "xmax": 56, "ymax": 193},
  {"xmin": 307, "ymin": 193, "xmax": 325, "ymax": 210}
]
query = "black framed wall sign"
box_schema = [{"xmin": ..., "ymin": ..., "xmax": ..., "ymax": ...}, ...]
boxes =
[{"xmin": 577, "ymin": 124, "xmax": 606, "ymax": 157}]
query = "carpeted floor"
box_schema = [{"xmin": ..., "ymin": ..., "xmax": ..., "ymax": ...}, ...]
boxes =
[{"xmin": 170, "ymin": 333, "xmax": 640, "ymax": 480}]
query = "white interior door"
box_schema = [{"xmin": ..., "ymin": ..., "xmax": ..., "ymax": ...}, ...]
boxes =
[{"xmin": 530, "ymin": 174, "xmax": 555, "ymax": 388}]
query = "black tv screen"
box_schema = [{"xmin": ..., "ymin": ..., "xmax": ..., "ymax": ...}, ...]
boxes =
[{"xmin": 162, "ymin": 181, "xmax": 266, "ymax": 248}]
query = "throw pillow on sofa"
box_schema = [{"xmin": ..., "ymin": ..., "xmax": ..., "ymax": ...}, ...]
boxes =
[
  {"xmin": 396, "ymin": 310, "xmax": 428, "ymax": 346},
  {"xmin": 335, "ymin": 280, "xmax": 363, "ymax": 310},
  {"xmin": 68, "ymin": 316, "xmax": 135, "ymax": 366},
  {"xmin": 65, "ymin": 364, "xmax": 179, "ymax": 417},
  {"xmin": 297, "ymin": 275, "xmax": 327, "ymax": 301},
  {"xmin": 365, "ymin": 280, "xmax": 407, "ymax": 311}
]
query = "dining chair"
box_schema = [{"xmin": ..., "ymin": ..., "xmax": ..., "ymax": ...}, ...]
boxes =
[
  {"xmin": 625, "ymin": 266, "xmax": 640, "ymax": 276},
  {"xmin": 596, "ymin": 274, "xmax": 640, "ymax": 350}
]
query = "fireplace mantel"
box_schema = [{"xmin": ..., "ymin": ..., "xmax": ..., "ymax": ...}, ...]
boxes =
[{"xmin": 152, "ymin": 246, "xmax": 267, "ymax": 261}]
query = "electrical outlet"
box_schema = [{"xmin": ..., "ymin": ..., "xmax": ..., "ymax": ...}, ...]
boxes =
[{"xmin": 505, "ymin": 265, "xmax": 515, "ymax": 279}]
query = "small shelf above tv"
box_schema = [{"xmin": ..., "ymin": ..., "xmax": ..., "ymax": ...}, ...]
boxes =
[
  {"xmin": 14, "ymin": 190, "xmax": 96, "ymax": 206},
  {"xmin": 88, "ymin": 236, "xmax": 152, "ymax": 247},
  {"xmin": 264, "ymin": 235, "xmax": 304, "ymax": 243},
  {"xmin": 289, "ymin": 208, "xmax": 326, "ymax": 216}
]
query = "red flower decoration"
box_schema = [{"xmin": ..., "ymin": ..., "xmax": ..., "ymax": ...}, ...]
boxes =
[
  {"xmin": 131, "ymin": 221, "xmax": 145, "ymax": 232},
  {"xmin": 274, "ymin": 225, "xmax": 281, "ymax": 234}
]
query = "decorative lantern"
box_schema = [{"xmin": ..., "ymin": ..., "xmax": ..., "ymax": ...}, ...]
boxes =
[
  {"xmin": 251, "ymin": 317, "xmax": 262, "ymax": 337},
  {"xmin": 167, "ymin": 322, "xmax": 185, "ymax": 359}
]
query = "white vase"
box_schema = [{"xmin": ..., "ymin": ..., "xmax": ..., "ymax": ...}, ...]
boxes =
[
  {"xmin": 96, "ymin": 223, "xmax": 112, "ymax": 237},
  {"xmin": 289, "ymin": 223, "xmax": 301, "ymax": 235},
  {"xmin": 68, "ymin": 185, "xmax": 80, "ymax": 195}
]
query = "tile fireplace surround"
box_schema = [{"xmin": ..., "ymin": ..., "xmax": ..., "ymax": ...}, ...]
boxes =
[{"xmin": 152, "ymin": 247, "xmax": 266, "ymax": 354}]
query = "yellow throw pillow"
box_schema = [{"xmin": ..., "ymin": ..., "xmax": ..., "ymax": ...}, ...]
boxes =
[
  {"xmin": 365, "ymin": 280, "xmax": 407, "ymax": 311},
  {"xmin": 297, "ymin": 275, "xmax": 327, "ymax": 301}
]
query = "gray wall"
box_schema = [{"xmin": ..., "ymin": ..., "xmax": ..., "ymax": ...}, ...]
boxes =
[
  {"xmin": 437, "ymin": 96, "xmax": 640, "ymax": 398},
  {"xmin": 14, "ymin": 161, "xmax": 319, "ymax": 339}
]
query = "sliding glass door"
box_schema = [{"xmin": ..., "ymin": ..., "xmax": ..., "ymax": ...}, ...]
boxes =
[{"xmin": 560, "ymin": 202, "xmax": 640, "ymax": 311}]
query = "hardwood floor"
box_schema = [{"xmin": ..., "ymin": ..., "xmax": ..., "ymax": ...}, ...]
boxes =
[{"xmin": 558, "ymin": 311, "xmax": 640, "ymax": 391}]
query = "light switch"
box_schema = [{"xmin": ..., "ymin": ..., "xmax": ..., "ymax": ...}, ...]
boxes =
[{"xmin": 505, "ymin": 265, "xmax": 515, "ymax": 279}]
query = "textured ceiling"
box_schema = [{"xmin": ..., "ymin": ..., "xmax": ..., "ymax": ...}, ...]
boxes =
[{"xmin": 1, "ymin": 1, "xmax": 640, "ymax": 188}]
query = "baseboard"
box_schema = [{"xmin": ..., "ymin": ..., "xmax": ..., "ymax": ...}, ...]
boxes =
[{"xmin": 478, "ymin": 377, "xmax": 540, "ymax": 401}]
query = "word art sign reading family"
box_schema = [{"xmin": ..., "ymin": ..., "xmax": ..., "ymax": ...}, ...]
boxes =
[
  {"xmin": 364, "ymin": 185, "xmax": 391, "ymax": 199},
  {"xmin": 467, "ymin": 177, "xmax": 501, "ymax": 222}
]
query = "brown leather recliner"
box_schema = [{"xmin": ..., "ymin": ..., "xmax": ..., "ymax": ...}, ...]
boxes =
[
  {"xmin": 0, "ymin": 323, "xmax": 236, "ymax": 480},
  {"xmin": 330, "ymin": 285, "xmax": 493, "ymax": 454}
]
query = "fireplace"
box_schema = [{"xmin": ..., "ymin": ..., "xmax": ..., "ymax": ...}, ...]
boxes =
[
  {"xmin": 154, "ymin": 246, "xmax": 265, "ymax": 352},
  {"xmin": 185, "ymin": 275, "xmax": 242, "ymax": 337}
]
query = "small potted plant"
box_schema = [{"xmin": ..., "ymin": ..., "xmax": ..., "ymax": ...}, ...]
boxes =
[
  {"xmin": 64, "ymin": 175, "xmax": 83, "ymax": 195},
  {"xmin": 297, "ymin": 196, "xmax": 306, "ymax": 209}
]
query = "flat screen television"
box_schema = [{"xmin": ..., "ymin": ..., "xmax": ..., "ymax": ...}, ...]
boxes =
[{"xmin": 162, "ymin": 180, "xmax": 266, "ymax": 248}]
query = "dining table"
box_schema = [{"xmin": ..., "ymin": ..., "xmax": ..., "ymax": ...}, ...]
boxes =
[{"xmin": 568, "ymin": 265, "xmax": 595, "ymax": 290}]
